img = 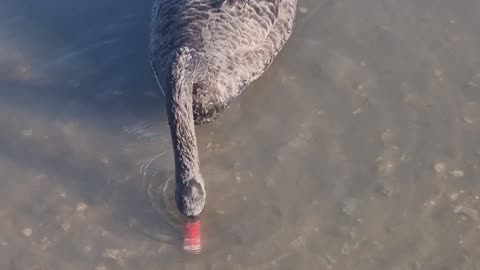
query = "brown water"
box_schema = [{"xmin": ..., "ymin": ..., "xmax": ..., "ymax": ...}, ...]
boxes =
[{"xmin": 1, "ymin": 0, "xmax": 480, "ymax": 269}]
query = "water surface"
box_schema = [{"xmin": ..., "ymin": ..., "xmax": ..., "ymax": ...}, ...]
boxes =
[{"xmin": 1, "ymin": 0, "xmax": 480, "ymax": 269}]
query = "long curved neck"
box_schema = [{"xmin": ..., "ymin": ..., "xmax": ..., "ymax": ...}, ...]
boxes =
[{"xmin": 166, "ymin": 69, "xmax": 201, "ymax": 183}]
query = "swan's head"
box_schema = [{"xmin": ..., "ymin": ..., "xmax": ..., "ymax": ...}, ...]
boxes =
[{"xmin": 175, "ymin": 176, "xmax": 206, "ymax": 221}]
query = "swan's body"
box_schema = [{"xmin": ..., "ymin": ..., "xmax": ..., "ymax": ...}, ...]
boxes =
[{"xmin": 149, "ymin": 0, "xmax": 297, "ymax": 221}]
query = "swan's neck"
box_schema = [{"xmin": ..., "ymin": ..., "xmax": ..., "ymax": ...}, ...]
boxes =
[{"xmin": 167, "ymin": 70, "xmax": 201, "ymax": 183}]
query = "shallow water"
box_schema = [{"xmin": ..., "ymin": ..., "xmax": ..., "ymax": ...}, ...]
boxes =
[{"xmin": 1, "ymin": 0, "xmax": 480, "ymax": 269}]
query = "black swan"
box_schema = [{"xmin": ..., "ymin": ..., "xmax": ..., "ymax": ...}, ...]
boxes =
[{"xmin": 149, "ymin": 0, "xmax": 297, "ymax": 252}]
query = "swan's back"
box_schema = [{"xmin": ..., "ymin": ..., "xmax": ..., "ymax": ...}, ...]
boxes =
[{"xmin": 150, "ymin": 0, "xmax": 297, "ymax": 123}]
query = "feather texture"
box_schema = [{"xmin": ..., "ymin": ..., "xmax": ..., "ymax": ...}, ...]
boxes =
[{"xmin": 149, "ymin": 0, "xmax": 297, "ymax": 219}]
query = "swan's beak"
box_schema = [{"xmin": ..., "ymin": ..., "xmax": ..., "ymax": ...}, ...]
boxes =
[{"xmin": 183, "ymin": 220, "xmax": 201, "ymax": 254}]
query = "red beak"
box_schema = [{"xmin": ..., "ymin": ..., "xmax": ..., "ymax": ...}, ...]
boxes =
[{"xmin": 183, "ymin": 220, "xmax": 201, "ymax": 253}]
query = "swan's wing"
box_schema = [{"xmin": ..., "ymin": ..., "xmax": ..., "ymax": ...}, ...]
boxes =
[
  {"xmin": 205, "ymin": 0, "xmax": 282, "ymax": 50},
  {"xmin": 202, "ymin": 0, "xmax": 296, "ymax": 94},
  {"xmin": 149, "ymin": 0, "xmax": 296, "ymax": 90}
]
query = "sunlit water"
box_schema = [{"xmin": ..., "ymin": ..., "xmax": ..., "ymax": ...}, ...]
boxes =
[{"xmin": 1, "ymin": 0, "xmax": 480, "ymax": 269}]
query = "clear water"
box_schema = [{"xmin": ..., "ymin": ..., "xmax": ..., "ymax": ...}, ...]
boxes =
[{"xmin": 1, "ymin": 0, "xmax": 480, "ymax": 269}]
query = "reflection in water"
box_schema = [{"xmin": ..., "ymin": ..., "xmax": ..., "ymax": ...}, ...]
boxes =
[{"xmin": 1, "ymin": 0, "xmax": 480, "ymax": 269}]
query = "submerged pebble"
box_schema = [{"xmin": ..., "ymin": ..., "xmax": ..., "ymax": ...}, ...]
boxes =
[
  {"xmin": 290, "ymin": 235, "xmax": 306, "ymax": 249},
  {"xmin": 76, "ymin": 202, "xmax": 88, "ymax": 212},
  {"xmin": 376, "ymin": 182, "xmax": 394, "ymax": 197},
  {"xmin": 83, "ymin": 245, "xmax": 92, "ymax": 253},
  {"xmin": 62, "ymin": 222, "xmax": 71, "ymax": 232},
  {"xmin": 342, "ymin": 199, "xmax": 357, "ymax": 216},
  {"xmin": 128, "ymin": 218, "xmax": 139, "ymax": 228},
  {"xmin": 341, "ymin": 242, "xmax": 356, "ymax": 255},
  {"xmin": 381, "ymin": 129, "xmax": 393, "ymax": 143},
  {"xmin": 41, "ymin": 237, "xmax": 51, "ymax": 250},
  {"xmin": 449, "ymin": 192, "xmax": 460, "ymax": 201},
  {"xmin": 352, "ymin": 107, "xmax": 363, "ymax": 115},
  {"xmin": 450, "ymin": 170, "xmax": 464, "ymax": 177},
  {"xmin": 453, "ymin": 205, "xmax": 479, "ymax": 221},
  {"xmin": 99, "ymin": 156, "xmax": 110, "ymax": 166},
  {"xmin": 378, "ymin": 161, "xmax": 394, "ymax": 175},
  {"xmin": 22, "ymin": 227, "xmax": 32, "ymax": 237},
  {"xmin": 298, "ymin": 7, "xmax": 308, "ymax": 14},
  {"xmin": 434, "ymin": 162, "xmax": 447, "ymax": 174},
  {"xmin": 21, "ymin": 129, "xmax": 33, "ymax": 137},
  {"xmin": 103, "ymin": 248, "xmax": 128, "ymax": 265}
]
